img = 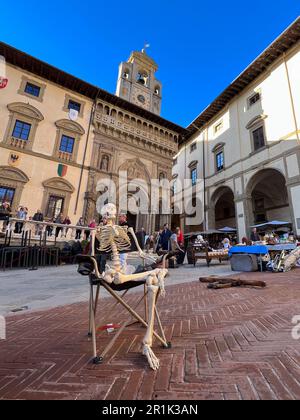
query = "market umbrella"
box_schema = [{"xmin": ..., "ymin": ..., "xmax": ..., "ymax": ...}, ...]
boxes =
[
  {"xmin": 218, "ymin": 227, "xmax": 237, "ymax": 233},
  {"xmin": 251, "ymin": 221, "xmax": 291, "ymax": 229}
]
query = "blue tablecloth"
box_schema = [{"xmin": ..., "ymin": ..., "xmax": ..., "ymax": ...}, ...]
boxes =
[
  {"xmin": 229, "ymin": 245, "xmax": 269, "ymax": 257},
  {"xmin": 267, "ymin": 244, "xmax": 296, "ymax": 251}
]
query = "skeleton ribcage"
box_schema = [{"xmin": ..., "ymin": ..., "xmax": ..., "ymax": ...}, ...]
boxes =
[{"xmin": 96, "ymin": 225, "xmax": 131, "ymax": 253}]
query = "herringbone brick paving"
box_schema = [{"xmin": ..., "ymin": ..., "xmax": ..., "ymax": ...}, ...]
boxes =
[{"xmin": 0, "ymin": 270, "xmax": 300, "ymax": 400}]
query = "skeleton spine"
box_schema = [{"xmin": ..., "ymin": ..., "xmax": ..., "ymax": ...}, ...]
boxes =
[{"xmin": 111, "ymin": 241, "xmax": 122, "ymax": 272}]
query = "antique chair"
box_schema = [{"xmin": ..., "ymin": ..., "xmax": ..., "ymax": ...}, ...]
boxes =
[{"xmin": 76, "ymin": 204, "xmax": 171, "ymax": 371}]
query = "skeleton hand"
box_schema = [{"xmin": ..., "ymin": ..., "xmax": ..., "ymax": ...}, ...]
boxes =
[{"xmin": 139, "ymin": 251, "xmax": 156, "ymax": 263}]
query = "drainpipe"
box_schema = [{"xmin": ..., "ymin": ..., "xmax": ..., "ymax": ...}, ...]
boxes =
[{"xmin": 74, "ymin": 89, "xmax": 100, "ymax": 215}]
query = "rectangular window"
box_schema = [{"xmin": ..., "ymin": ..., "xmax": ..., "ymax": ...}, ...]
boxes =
[
  {"xmin": 68, "ymin": 100, "xmax": 81, "ymax": 113},
  {"xmin": 59, "ymin": 135, "xmax": 75, "ymax": 154},
  {"xmin": 248, "ymin": 92, "xmax": 261, "ymax": 107},
  {"xmin": 216, "ymin": 150, "xmax": 224, "ymax": 172},
  {"xmin": 190, "ymin": 143, "xmax": 197, "ymax": 152},
  {"xmin": 191, "ymin": 168, "xmax": 197, "ymax": 186},
  {"xmin": 46, "ymin": 196, "xmax": 64, "ymax": 219},
  {"xmin": 0, "ymin": 187, "xmax": 15, "ymax": 207},
  {"xmin": 173, "ymin": 158, "xmax": 178, "ymax": 166},
  {"xmin": 12, "ymin": 120, "xmax": 31, "ymax": 141},
  {"xmin": 173, "ymin": 180, "xmax": 177, "ymax": 195},
  {"xmin": 252, "ymin": 126, "xmax": 265, "ymax": 151},
  {"xmin": 24, "ymin": 82, "xmax": 41, "ymax": 97},
  {"xmin": 214, "ymin": 121, "xmax": 223, "ymax": 134}
]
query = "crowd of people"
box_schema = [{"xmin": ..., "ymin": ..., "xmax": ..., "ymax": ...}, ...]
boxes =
[{"xmin": 0, "ymin": 204, "xmax": 185, "ymax": 259}]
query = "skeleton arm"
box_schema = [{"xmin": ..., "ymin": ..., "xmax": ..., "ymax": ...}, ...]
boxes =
[{"xmin": 128, "ymin": 227, "xmax": 156, "ymax": 264}]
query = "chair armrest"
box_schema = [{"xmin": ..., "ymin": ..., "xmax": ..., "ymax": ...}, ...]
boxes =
[{"xmin": 76, "ymin": 255, "xmax": 102, "ymax": 278}]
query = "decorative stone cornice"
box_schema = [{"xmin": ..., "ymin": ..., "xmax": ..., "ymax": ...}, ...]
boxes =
[{"xmin": 7, "ymin": 102, "xmax": 44, "ymax": 121}]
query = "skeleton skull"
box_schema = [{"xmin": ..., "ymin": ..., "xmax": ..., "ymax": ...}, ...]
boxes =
[{"xmin": 100, "ymin": 203, "xmax": 117, "ymax": 220}]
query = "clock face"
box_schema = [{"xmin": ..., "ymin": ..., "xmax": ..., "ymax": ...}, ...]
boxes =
[{"xmin": 137, "ymin": 94, "xmax": 146, "ymax": 104}]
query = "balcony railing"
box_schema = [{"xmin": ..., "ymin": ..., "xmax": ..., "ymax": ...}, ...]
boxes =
[
  {"xmin": 95, "ymin": 113, "xmax": 178, "ymax": 153},
  {"xmin": 58, "ymin": 151, "xmax": 73, "ymax": 162},
  {"xmin": 0, "ymin": 219, "xmax": 96, "ymax": 244},
  {"xmin": 10, "ymin": 137, "xmax": 27, "ymax": 149}
]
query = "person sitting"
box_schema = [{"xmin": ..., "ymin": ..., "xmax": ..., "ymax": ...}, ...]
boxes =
[
  {"xmin": 222, "ymin": 237, "xmax": 231, "ymax": 250},
  {"xmin": 170, "ymin": 229, "xmax": 185, "ymax": 264},
  {"xmin": 242, "ymin": 236, "xmax": 252, "ymax": 246}
]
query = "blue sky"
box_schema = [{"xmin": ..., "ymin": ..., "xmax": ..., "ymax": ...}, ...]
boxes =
[{"xmin": 1, "ymin": 1, "xmax": 299, "ymax": 126}]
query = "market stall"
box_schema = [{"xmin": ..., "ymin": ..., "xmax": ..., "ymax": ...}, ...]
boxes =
[{"xmin": 229, "ymin": 221, "xmax": 299, "ymax": 272}]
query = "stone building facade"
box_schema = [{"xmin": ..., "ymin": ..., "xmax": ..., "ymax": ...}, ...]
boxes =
[
  {"xmin": 173, "ymin": 18, "xmax": 300, "ymax": 239},
  {"xmin": 0, "ymin": 43, "xmax": 185, "ymax": 231}
]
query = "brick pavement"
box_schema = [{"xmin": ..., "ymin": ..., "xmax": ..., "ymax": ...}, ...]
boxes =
[{"xmin": 0, "ymin": 270, "xmax": 300, "ymax": 400}]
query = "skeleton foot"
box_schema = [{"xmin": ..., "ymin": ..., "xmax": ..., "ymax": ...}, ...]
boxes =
[
  {"xmin": 143, "ymin": 344, "xmax": 160, "ymax": 370},
  {"xmin": 156, "ymin": 269, "xmax": 168, "ymax": 297}
]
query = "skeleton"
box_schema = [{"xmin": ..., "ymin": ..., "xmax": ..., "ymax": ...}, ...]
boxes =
[
  {"xmin": 94, "ymin": 203, "xmax": 168, "ymax": 370},
  {"xmin": 282, "ymin": 246, "xmax": 300, "ymax": 272}
]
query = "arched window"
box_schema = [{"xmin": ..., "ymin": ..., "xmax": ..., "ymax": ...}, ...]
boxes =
[
  {"xmin": 123, "ymin": 68, "xmax": 130, "ymax": 79},
  {"xmin": 136, "ymin": 71, "xmax": 149, "ymax": 87},
  {"xmin": 154, "ymin": 85, "xmax": 160, "ymax": 95}
]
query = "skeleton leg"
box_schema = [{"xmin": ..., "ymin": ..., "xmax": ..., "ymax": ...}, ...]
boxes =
[{"xmin": 143, "ymin": 274, "xmax": 160, "ymax": 370}]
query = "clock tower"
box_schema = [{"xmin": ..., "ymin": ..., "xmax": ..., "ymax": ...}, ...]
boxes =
[{"xmin": 116, "ymin": 48, "xmax": 162, "ymax": 115}]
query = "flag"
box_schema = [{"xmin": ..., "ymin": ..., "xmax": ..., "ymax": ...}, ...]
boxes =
[
  {"xmin": 69, "ymin": 109, "xmax": 79, "ymax": 121},
  {"xmin": 58, "ymin": 164, "xmax": 68, "ymax": 177}
]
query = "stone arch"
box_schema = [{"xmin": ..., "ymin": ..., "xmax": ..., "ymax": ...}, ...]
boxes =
[
  {"xmin": 118, "ymin": 158, "xmax": 151, "ymax": 184},
  {"xmin": 7, "ymin": 102, "xmax": 44, "ymax": 122},
  {"xmin": 245, "ymin": 168, "xmax": 291, "ymax": 226},
  {"xmin": 55, "ymin": 119, "xmax": 85, "ymax": 135},
  {"xmin": 42, "ymin": 177, "xmax": 75, "ymax": 219},
  {"xmin": 209, "ymin": 186, "xmax": 236, "ymax": 230},
  {"xmin": 0, "ymin": 166, "xmax": 30, "ymax": 212}
]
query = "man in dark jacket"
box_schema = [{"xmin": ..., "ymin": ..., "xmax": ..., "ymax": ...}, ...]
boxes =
[
  {"xmin": 32, "ymin": 209, "xmax": 44, "ymax": 236},
  {"xmin": 159, "ymin": 224, "xmax": 172, "ymax": 251},
  {"xmin": 0, "ymin": 202, "xmax": 12, "ymax": 232}
]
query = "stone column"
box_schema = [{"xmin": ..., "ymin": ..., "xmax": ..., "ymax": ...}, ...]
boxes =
[
  {"xmin": 286, "ymin": 180, "xmax": 300, "ymax": 235},
  {"xmin": 235, "ymin": 194, "xmax": 253, "ymax": 240}
]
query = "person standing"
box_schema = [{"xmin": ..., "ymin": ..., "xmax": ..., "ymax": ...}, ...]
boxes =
[
  {"xmin": 86, "ymin": 219, "xmax": 97, "ymax": 240},
  {"xmin": 250, "ymin": 228, "xmax": 261, "ymax": 242},
  {"xmin": 159, "ymin": 224, "xmax": 172, "ymax": 251},
  {"xmin": 63, "ymin": 215, "xmax": 72, "ymax": 237},
  {"xmin": 54, "ymin": 213, "xmax": 64, "ymax": 238},
  {"xmin": 15, "ymin": 206, "xmax": 27, "ymax": 234},
  {"xmin": 118, "ymin": 213, "xmax": 135, "ymax": 271},
  {"xmin": 32, "ymin": 209, "xmax": 44, "ymax": 236},
  {"xmin": 76, "ymin": 217, "xmax": 85, "ymax": 240},
  {"xmin": 0, "ymin": 202, "xmax": 11, "ymax": 232},
  {"xmin": 176, "ymin": 227, "xmax": 184, "ymax": 248}
]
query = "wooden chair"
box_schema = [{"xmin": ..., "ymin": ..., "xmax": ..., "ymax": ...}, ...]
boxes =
[{"xmin": 76, "ymin": 253, "xmax": 171, "ymax": 365}]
